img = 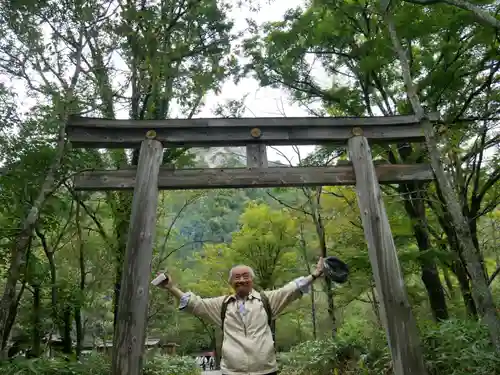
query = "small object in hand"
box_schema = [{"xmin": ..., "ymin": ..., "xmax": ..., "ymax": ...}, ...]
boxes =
[
  {"xmin": 151, "ymin": 273, "xmax": 168, "ymax": 286},
  {"xmin": 323, "ymin": 256, "xmax": 349, "ymax": 284}
]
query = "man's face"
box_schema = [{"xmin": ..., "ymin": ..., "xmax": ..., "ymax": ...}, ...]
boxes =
[{"xmin": 230, "ymin": 266, "xmax": 253, "ymax": 297}]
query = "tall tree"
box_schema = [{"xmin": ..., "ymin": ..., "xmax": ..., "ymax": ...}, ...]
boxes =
[
  {"xmin": 383, "ymin": 2, "xmax": 500, "ymax": 350},
  {"xmin": 0, "ymin": 0, "xmax": 89, "ymax": 355}
]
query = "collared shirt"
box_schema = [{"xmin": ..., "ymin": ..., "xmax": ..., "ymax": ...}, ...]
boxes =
[{"xmin": 179, "ymin": 277, "xmax": 311, "ymax": 375}]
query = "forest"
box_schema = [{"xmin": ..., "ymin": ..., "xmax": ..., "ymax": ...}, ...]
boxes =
[{"xmin": 0, "ymin": 0, "xmax": 499, "ymax": 374}]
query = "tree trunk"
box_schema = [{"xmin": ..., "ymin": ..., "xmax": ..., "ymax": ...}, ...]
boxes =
[
  {"xmin": 309, "ymin": 187, "xmax": 336, "ymax": 337},
  {"xmin": 75, "ymin": 307, "xmax": 83, "ymax": 359},
  {"xmin": 41, "ymin": 247, "xmax": 61, "ymax": 346},
  {"xmin": 310, "ymin": 286, "xmax": 317, "ymax": 340},
  {"xmin": 451, "ymin": 260, "xmax": 478, "ymax": 317},
  {"xmin": 37, "ymin": 225, "xmax": 73, "ymax": 356},
  {"xmin": 62, "ymin": 306, "xmax": 72, "ymax": 355},
  {"xmin": 386, "ymin": 14, "xmax": 500, "ymax": 352},
  {"xmin": 298, "ymin": 225, "xmax": 317, "ymax": 339},
  {"xmin": 493, "ymin": 219, "xmax": 499, "ymax": 268},
  {"xmin": 468, "ymin": 218, "xmax": 488, "ymax": 280},
  {"xmin": 489, "ymin": 266, "xmax": 500, "ymax": 286},
  {"xmin": 1, "ymin": 245, "xmax": 31, "ymax": 357},
  {"xmin": 432, "ymin": 201, "xmax": 478, "ymax": 316},
  {"xmin": 323, "ymin": 278, "xmax": 336, "ymax": 337},
  {"xmin": 1, "ymin": 281, "xmax": 26, "ymax": 352},
  {"xmin": 75, "ymin": 199, "xmax": 85, "ymax": 360},
  {"xmin": 418, "ymin": 248, "xmax": 449, "ymax": 320},
  {"xmin": 442, "ymin": 265, "xmax": 454, "ymax": 298},
  {"xmin": 0, "ymin": 243, "xmax": 31, "ymax": 361},
  {"xmin": 401, "ymin": 186, "xmax": 448, "ymax": 321},
  {"xmin": 215, "ymin": 328, "xmax": 222, "ymax": 370},
  {"xmin": 439, "ymin": 223, "xmax": 478, "ymax": 317},
  {"xmin": 32, "ymin": 284, "xmax": 42, "ymax": 358}
]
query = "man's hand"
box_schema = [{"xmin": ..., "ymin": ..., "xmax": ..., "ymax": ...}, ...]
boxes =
[
  {"xmin": 312, "ymin": 257, "xmax": 324, "ymax": 278},
  {"xmin": 154, "ymin": 273, "xmax": 186, "ymax": 300},
  {"xmin": 154, "ymin": 272, "xmax": 173, "ymax": 289}
]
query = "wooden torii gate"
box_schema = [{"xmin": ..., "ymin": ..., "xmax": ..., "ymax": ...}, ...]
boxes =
[{"xmin": 67, "ymin": 114, "xmax": 437, "ymax": 375}]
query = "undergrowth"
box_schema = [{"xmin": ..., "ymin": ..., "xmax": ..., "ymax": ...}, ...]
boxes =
[
  {"xmin": 0, "ymin": 353, "xmax": 200, "ymax": 375},
  {"xmin": 279, "ymin": 319, "xmax": 500, "ymax": 375}
]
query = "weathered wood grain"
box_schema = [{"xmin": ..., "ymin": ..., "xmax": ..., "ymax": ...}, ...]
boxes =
[
  {"xmin": 111, "ymin": 139, "xmax": 163, "ymax": 375},
  {"xmin": 68, "ymin": 113, "xmax": 438, "ymax": 128},
  {"xmin": 73, "ymin": 164, "xmax": 434, "ymax": 191},
  {"xmin": 66, "ymin": 124, "xmax": 425, "ymax": 148},
  {"xmin": 246, "ymin": 144, "xmax": 268, "ymax": 167},
  {"xmin": 348, "ymin": 135, "xmax": 427, "ymax": 375},
  {"xmin": 66, "ymin": 114, "xmax": 439, "ymax": 148}
]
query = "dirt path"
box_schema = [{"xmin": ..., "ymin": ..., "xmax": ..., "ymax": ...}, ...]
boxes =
[{"xmin": 201, "ymin": 371, "xmax": 221, "ymax": 375}]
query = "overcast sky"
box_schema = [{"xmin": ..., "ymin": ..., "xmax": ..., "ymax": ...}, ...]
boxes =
[{"xmin": 198, "ymin": 0, "xmax": 318, "ymax": 163}]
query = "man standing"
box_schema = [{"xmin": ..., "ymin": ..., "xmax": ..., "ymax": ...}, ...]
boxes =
[{"xmin": 156, "ymin": 258, "xmax": 324, "ymax": 375}]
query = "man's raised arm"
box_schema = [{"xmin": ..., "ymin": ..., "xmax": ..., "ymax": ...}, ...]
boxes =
[
  {"xmin": 264, "ymin": 257, "xmax": 324, "ymax": 318},
  {"xmin": 155, "ymin": 274, "xmax": 225, "ymax": 326}
]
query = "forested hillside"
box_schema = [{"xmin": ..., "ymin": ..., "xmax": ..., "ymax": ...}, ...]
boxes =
[{"xmin": 0, "ymin": 0, "xmax": 499, "ymax": 374}]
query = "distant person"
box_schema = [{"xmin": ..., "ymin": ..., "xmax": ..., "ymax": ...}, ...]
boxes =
[
  {"xmin": 209, "ymin": 356, "xmax": 215, "ymax": 370},
  {"xmin": 154, "ymin": 258, "xmax": 324, "ymax": 375}
]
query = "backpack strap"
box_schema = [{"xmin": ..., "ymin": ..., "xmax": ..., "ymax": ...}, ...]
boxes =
[
  {"xmin": 259, "ymin": 292, "xmax": 272, "ymax": 330},
  {"xmin": 259, "ymin": 292, "xmax": 276, "ymax": 346},
  {"xmin": 220, "ymin": 296, "xmax": 231, "ymax": 330}
]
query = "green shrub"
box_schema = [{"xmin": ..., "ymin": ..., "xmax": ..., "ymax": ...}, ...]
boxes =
[
  {"xmin": 279, "ymin": 319, "xmax": 500, "ymax": 375},
  {"xmin": 0, "ymin": 353, "xmax": 200, "ymax": 375},
  {"xmin": 422, "ymin": 319, "xmax": 500, "ymax": 375},
  {"xmin": 279, "ymin": 337, "xmax": 366, "ymax": 374},
  {"xmin": 144, "ymin": 355, "xmax": 200, "ymax": 375},
  {"xmin": 0, "ymin": 353, "xmax": 109, "ymax": 375}
]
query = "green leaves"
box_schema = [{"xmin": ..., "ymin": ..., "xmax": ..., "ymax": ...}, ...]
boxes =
[{"xmin": 231, "ymin": 202, "xmax": 299, "ymax": 288}]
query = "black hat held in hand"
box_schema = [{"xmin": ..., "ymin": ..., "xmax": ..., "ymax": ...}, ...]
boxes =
[{"xmin": 323, "ymin": 256, "xmax": 349, "ymax": 284}]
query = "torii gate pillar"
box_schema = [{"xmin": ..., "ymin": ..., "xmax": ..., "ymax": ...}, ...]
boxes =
[
  {"xmin": 111, "ymin": 131, "xmax": 163, "ymax": 375},
  {"xmin": 348, "ymin": 129, "xmax": 426, "ymax": 375}
]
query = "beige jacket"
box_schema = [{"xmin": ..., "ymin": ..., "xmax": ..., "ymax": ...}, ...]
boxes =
[{"xmin": 180, "ymin": 278, "xmax": 308, "ymax": 375}]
